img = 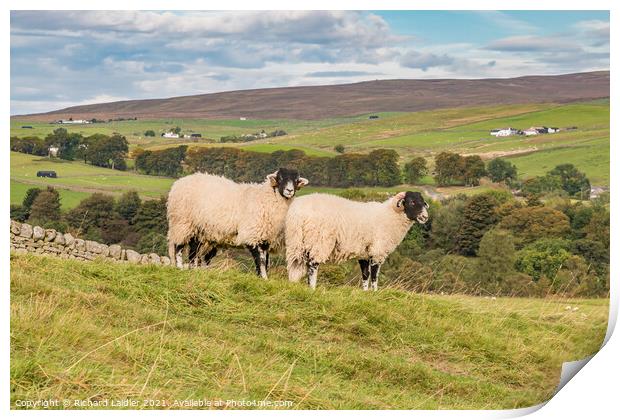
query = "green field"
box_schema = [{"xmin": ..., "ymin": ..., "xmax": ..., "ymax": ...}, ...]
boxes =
[
  {"xmin": 10, "ymin": 100, "xmax": 610, "ymax": 208},
  {"xmin": 10, "ymin": 152, "xmax": 174, "ymax": 202},
  {"xmin": 11, "ymin": 113, "xmax": 399, "ymax": 149},
  {"xmin": 10, "ymin": 180, "xmax": 91, "ymax": 210},
  {"xmin": 10, "ymin": 254, "xmax": 608, "ymax": 409}
]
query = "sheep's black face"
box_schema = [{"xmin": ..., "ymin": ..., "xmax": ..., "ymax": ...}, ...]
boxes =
[
  {"xmin": 269, "ymin": 168, "xmax": 309, "ymax": 199},
  {"xmin": 399, "ymin": 191, "xmax": 429, "ymax": 223}
]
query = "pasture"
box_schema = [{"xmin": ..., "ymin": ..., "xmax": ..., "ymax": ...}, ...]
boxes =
[
  {"xmin": 10, "ymin": 254, "xmax": 608, "ymax": 409},
  {"xmin": 10, "ymin": 152, "xmax": 174, "ymax": 202},
  {"xmin": 10, "ymin": 100, "xmax": 610, "ymax": 208}
]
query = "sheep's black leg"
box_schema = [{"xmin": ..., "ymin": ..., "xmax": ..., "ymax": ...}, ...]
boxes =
[
  {"xmin": 188, "ymin": 237, "xmax": 201, "ymax": 268},
  {"xmin": 247, "ymin": 245, "xmax": 262, "ymax": 277},
  {"xmin": 358, "ymin": 259, "xmax": 370, "ymax": 291},
  {"xmin": 202, "ymin": 247, "xmax": 217, "ymax": 266},
  {"xmin": 307, "ymin": 261, "xmax": 319, "ymax": 290},
  {"xmin": 370, "ymin": 262, "xmax": 381, "ymax": 291}
]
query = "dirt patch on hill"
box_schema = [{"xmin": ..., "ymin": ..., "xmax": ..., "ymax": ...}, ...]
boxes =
[{"xmin": 466, "ymin": 147, "xmax": 538, "ymax": 159}]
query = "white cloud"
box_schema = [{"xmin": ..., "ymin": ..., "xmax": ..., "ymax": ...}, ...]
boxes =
[
  {"xmin": 9, "ymin": 11, "xmax": 610, "ymax": 115},
  {"xmin": 485, "ymin": 35, "xmax": 580, "ymax": 52}
]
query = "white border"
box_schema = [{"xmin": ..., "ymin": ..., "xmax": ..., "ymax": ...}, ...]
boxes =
[{"xmin": 3, "ymin": 1, "xmax": 617, "ymax": 419}]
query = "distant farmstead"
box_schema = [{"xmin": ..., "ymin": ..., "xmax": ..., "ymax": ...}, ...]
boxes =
[
  {"xmin": 491, "ymin": 126, "xmax": 562, "ymax": 137},
  {"xmin": 55, "ymin": 119, "xmax": 91, "ymax": 124},
  {"xmin": 162, "ymin": 132, "xmax": 180, "ymax": 139},
  {"xmin": 490, "ymin": 127, "xmax": 519, "ymax": 137}
]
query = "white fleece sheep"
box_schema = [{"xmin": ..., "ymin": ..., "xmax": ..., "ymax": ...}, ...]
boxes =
[
  {"xmin": 167, "ymin": 169, "xmax": 307, "ymax": 278},
  {"xmin": 285, "ymin": 191, "xmax": 429, "ymax": 290}
]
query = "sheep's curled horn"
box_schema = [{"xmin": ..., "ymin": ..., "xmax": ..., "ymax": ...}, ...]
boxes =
[{"xmin": 395, "ymin": 191, "xmax": 406, "ymax": 208}]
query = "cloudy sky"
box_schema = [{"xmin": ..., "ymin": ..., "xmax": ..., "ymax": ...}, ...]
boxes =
[{"xmin": 10, "ymin": 10, "xmax": 609, "ymax": 115}]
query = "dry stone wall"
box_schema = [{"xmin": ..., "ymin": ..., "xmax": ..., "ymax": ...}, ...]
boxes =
[{"xmin": 10, "ymin": 220, "xmax": 171, "ymax": 266}]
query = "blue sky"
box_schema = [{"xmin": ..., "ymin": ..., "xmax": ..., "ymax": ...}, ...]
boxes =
[{"xmin": 10, "ymin": 10, "xmax": 609, "ymax": 115}]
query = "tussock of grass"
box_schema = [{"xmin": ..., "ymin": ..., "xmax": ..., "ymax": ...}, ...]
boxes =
[{"xmin": 10, "ymin": 254, "xmax": 608, "ymax": 409}]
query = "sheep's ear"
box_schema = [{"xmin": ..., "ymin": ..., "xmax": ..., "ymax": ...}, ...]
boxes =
[
  {"xmin": 394, "ymin": 192, "xmax": 406, "ymax": 210},
  {"xmin": 296, "ymin": 177, "xmax": 309, "ymax": 189},
  {"xmin": 266, "ymin": 171, "xmax": 278, "ymax": 187}
]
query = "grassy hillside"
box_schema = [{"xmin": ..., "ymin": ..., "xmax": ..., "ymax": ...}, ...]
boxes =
[
  {"xmin": 10, "ymin": 180, "xmax": 90, "ymax": 210},
  {"xmin": 10, "ymin": 114, "xmax": 395, "ymax": 149},
  {"xmin": 10, "ymin": 152, "xmax": 174, "ymax": 202},
  {"xmin": 10, "ymin": 100, "xmax": 610, "ymax": 208},
  {"xmin": 11, "ymin": 254, "xmax": 608, "ymax": 409}
]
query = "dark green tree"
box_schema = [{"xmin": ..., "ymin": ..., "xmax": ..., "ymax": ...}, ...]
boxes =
[
  {"xmin": 369, "ymin": 149, "xmax": 401, "ymax": 186},
  {"xmin": 132, "ymin": 196, "xmax": 168, "ymax": 235},
  {"xmin": 28, "ymin": 187, "xmax": 61, "ymax": 224},
  {"xmin": 45, "ymin": 128, "xmax": 82, "ymax": 160},
  {"xmin": 430, "ymin": 195, "xmax": 466, "ymax": 252},
  {"xmin": 487, "ymin": 158, "xmax": 517, "ymax": 183},
  {"xmin": 455, "ymin": 193, "xmax": 499, "ymax": 256},
  {"xmin": 115, "ymin": 191, "xmax": 142, "ymax": 223},
  {"xmin": 101, "ymin": 218, "xmax": 131, "ymax": 245},
  {"xmin": 10, "ymin": 205, "xmax": 28, "ymax": 222},
  {"xmin": 136, "ymin": 231, "xmax": 168, "ymax": 255},
  {"xmin": 134, "ymin": 145, "xmax": 187, "ymax": 177},
  {"xmin": 65, "ymin": 193, "xmax": 116, "ymax": 233},
  {"xmin": 144, "ymin": 130, "xmax": 156, "ymax": 137},
  {"xmin": 499, "ymin": 206, "xmax": 570, "ymax": 245},
  {"xmin": 404, "ymin": 157, "xmax": 428, "ymax": 184},
  {"xmin": 462, "ymin": 155, "xmax": 486, "ymax": 186},
  {"xmin": 475, "ymin": 229, "xmax": 517, "ymax": 292},
  {"xmin": 548, "ymin": 164, "xmax": 591, "ymax": 199},
  {"xmin": 83, "ymin": 134, "xmax": 129, "ymax": 170},
  {"xmin": 22, "ymin": 187, "xmax": 43, "ymax": 216},
  {"xmin": 434, "ymin": 152, "xmax": 464, "ymax": 186},
  {"xmin": 334, "ymin": 144, "xmax": 345, "ymax": 153},
  {"xmin": 521, "ymin": 175, "xmax": 563, "ymax": 196}
]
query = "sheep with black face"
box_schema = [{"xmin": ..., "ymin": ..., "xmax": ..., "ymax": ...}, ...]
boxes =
[
  {"xmin": 285, "ymin": 191, "xmax": 429, "ymax": 290},
  {"xmin": 167, "ymin": 168, "xmax": 308, "ymax": 278}
]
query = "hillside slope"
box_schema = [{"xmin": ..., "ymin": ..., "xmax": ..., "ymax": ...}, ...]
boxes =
[
  {"xmin": 15, "ymin": 71, "xmax": 609, "ymax": 121},
  {"xmin": 11, "ymin": 254, "xmax": 608, "ymax": 409}
]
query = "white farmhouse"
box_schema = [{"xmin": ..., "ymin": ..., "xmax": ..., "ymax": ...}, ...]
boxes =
[
  {"xmin": 58, "ymin": 119, "xmax": 91, "ymax": 124},
  {"xmin": 523, "ymin": 127, "xmax": 540, "ymax": 136},
  {"xmin": 48, "ymin": 146, "xmax": 59, "ymax": 157},
  {"xmin": 491, "ymin": 127, "xmax": 519, "ymax": 137},
  {"xmin": 239, "ymin": 117, "xmax": 247, "ymax": 121},
  {"xmin": 162, "ymin": 132, "xmax": 180, "ymax": 139}
]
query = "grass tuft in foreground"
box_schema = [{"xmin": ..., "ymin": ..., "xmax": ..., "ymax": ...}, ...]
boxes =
[{"xmin": 10, "ymin": 254, "xmax": 608, "ymax": 409}]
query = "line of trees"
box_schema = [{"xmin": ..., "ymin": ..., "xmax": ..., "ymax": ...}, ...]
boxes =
[
  {"xmin": 11, "ymin": 129, "xmax": 129, "ymax": 170},
  {"xmin": 12, "ymin": 131, "xmax": 591, "ymax": 200},
  {"xmin": 434, "ymin": 152, "xmax": 487, "ymax": 187},
  {"xmin": 184, "ymin": 147, "xmax": 404, "ymax": 187},
  {"xmin": 133, "ymin": 145, "xmax": 188, "ymax": 177}
]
